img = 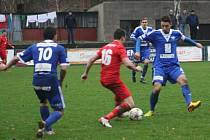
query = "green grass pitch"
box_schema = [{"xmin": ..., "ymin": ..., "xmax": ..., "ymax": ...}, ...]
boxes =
[{"xmin": 0, "ymin": 62, "xmax": 210, "ymax": 140}]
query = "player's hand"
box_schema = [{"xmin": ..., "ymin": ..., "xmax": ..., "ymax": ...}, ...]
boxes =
[
  {"xmin": 134, "ymin": 52, "xmax": 140, "ymax": 60},
  {"xmin": 196, "ymin": 43, "xmax": 203, "ymax": 48},
  {"xmin": 0, "ymin": 63, "xmax": 6, "ymax": 71},
  {"xmin": 81, "ymin": 73, "xmax": 88, "ymax": 80},
  {"xmin": 11, "ymin": 45, "xmax": 15, "ymax": 49},
  {"xmin": 136, "ymin": 66, "xmax": 143, "ymax": 72}
]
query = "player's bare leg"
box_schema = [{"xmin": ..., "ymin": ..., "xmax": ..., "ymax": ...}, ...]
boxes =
[{"xmin": 99, "ymin": 96, "xmax": 135, "ymax": 127}]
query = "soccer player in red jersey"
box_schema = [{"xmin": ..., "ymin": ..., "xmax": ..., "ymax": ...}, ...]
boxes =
[
  {"xmin": 81, "ymin": 28, "xmax": 142, "ymax": 128},
  {"xmin": 0, "ymin": 30, "xmax": 14, "ymax": 64}
]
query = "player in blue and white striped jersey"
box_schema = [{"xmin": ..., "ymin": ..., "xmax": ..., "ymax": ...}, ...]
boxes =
[
  {"xmin": 135, "ymin": 16, "xmax": 203, "ymax": 117},
  {"xmin": 130, "ymin": 17, "xmax": 153, "ymax": 83},
  {"xmin": 3, "ymin": 27, "xmax": 69, "ymax": 138}
]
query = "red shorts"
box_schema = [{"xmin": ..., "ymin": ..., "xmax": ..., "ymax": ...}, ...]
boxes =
[{"xmin": 101, "ymin": 80, "xmax": 132, "ymax": 102}]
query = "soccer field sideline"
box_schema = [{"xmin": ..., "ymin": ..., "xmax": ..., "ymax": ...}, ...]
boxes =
[{"xmin": 0, "ymin": 62, "xmax": 210, "ymax": 140}]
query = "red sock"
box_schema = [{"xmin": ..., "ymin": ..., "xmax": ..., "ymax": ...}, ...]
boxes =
[{"xmin": 105, "ymin": 102, "xmax": 131, "ymax": 120}]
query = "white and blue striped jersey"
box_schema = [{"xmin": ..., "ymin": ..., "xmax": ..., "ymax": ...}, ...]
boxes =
[
  {"xmin": 17, "ymin": 40, "xmax": 68, "ymax": 76},
  {"xmin": 139, "ymin": 29, "xmax": 186, "ymax": 67},
  {"xmin": 130, "ymin": 26, "xmax": 153, "ymax": 50}
]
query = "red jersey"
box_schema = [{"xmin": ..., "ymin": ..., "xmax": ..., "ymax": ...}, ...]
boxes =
[
  {"xmin": 0, "ymin": 35, "xmax": 9, "ymax": 51},
  {"xmin": 97, "ymin": 40, "xmax": 128, "ymax": 83}
]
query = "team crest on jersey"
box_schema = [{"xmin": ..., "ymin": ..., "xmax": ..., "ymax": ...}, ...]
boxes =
[{"xmin": 171, "ymin": 36, "xmax": 175, "ymax": 40}]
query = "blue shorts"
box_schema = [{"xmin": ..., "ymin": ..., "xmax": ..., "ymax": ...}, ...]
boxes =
[
  {"xmin": 140, "ymin": 48, "xmax": 150, "ymax": 61},
  {"xmin": 133, "ymin": 48, "xmax": 150, "ymax": 63},
  {"xmin": 152, "ymin": 65, "xmax": 184, "ymax": 86},
  {"xmin": 33, "ymin": 74, "xmax": 65, "ymax": 111}
]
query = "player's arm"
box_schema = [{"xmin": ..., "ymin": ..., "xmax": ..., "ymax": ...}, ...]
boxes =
[
  {"xmin": 4, "ymin": 56, "xmax": 19, "ymax": 70},
  {"xmin": 130, "ymin": 27, "xmax": 138, "ymax": 41},
  {"xmin": 183, "ymin": 37, "xmax": 203, "ymax": 48},
  {"xmin": 60, "ymin": 65, "xmax": 68, "ymax": 87},
  {"xmin": 81, "ymin": 54, "xmax": 100, "ymax": 80},
  {"xmin": 134, "ymin": 37, "xmax": 141, "ymax": 60},
  {"xmin": 0, "ymin": 63, "xmax": 6, "ymax": 71},
  {"xmin": 122, "ymin": 57, "xmax": 142, "ymax": 72},
  {"xmin": 130, "ymin": 33, "xmax": 137, "ymax": 41},
  {"xmin": 59, "ymin": 46, "xmax": 69, "ymax": 87},
  {"xmin": 3, "ymin": 46, "xmax": 33, "ymax": 71}
]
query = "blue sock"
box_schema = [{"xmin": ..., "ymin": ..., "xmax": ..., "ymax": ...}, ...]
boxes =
[
  {"xmin": 150, "ymin": 91, "xmax": 159, "ymax": 111},
  {"xmin": 45, "ymin": 111, "xmax": 62, "ymax": 131},
  {"xmin": 40, "ymin": 106, "xmax": 50, "ymax": 121},
  {"xmin": 181, "ymin": 85, "xmax": 192, "ymax": 105},
  {"xmin": 141, "ymin": 64, "xmax": 148, "ymax": 79},
  {"xmin": 40, "ymin": 106, "xmax": 52, "ymax": 131}
]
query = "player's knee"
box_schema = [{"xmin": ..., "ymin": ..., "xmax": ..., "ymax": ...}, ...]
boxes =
[
  {"xmin": 144, "ymin": 60, "xmax": 149, "ymax": 65},
  {"xmin": 40, "ymin": 99, "xmax": 48, "ymax": 106},
  {"xmin": 153, "ymin": 84, "xmax": 161, "ymax": 93},
  {"xmin": 178, "ymin": 76, "xmax": 188, "ymax": 85},
  {"xmin": 59, "ymin": 110, "xmax": 64, "ymax": 116},
  {"xmin": 124, "ymin": 96, "xmax": 135, "ymax": 108},
  {"xmin": 54, "ymin": 107, "xmax": 64, "ymax": 115},
  {"xmin": 181, "ymin": 78, "xmax": 188, "ymax": 84},
  {"xmin": 55, "ymin": 109, "xmax": 64, "ymax": 116}
]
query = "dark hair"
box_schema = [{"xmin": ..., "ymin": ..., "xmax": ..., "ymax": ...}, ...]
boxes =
[
  {"xmin": 161, "ymin": 16, "xmax": 171, "ymax": 23},
  {"xmin": 43, "ymin": 27, "xmax": 56, "ymax": 40},
  {"xmin": 141, "ymin": 17, "xmax": 148, "ymax": 21},
  {"xmin": 114, "ymin": 28, "xmax": 126, "ymax": 40}
]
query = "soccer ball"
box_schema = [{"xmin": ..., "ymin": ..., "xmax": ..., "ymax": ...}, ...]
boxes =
[{"xmin": 129, "ymin": 108, "xmax": 143, "ymax": 120}]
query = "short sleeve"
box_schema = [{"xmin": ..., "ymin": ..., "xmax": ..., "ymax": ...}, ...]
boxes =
[
  {"xmin": 177, "ymin": 30, "xmax": 186, "ymax": 40},
  {"xmin": 17, "ymin": 45, "xmax": 33, "ymax": 63},
  {"xmin": 59, "ymin": 45, "xmax": 68, "ymax": 65},
  {"xmin": 140, "ymin": 31, "xmax": 154, "ymax": 42},
  {"xmin": 97, "ymin": 47, "xmax": 103, "ymax": 58},
  {"xmin": 119, "ymin": 45, "xmax": 128, "ymax": 60}
]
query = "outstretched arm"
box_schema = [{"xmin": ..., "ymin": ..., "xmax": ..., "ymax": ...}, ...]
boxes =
[
  {"xmin": 134, "ymin": 38, "xmax": 141, "ymax": 60},
  {"xmin": 60, "ymin": 65, "xmax": 68, "ymax": 87},
  {"xmin": 3, "ymin": 56, "xmax": 19, "ymax": 70},
  {"xmin": 81, "ymin": 54, "xmax": 100, "ymax": 80},
  {"xmin": 122, "ymin": 57, "xmax": 142, "ymax": 72},
  {"xmin": 184, "ymin": 37, "xmax": 203, "ymax": 48}
]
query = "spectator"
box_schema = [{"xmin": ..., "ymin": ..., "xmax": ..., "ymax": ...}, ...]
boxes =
[
  {"xmin": 186, "ymin": 10, "xmax": 199, "ymax": 40},
  {"xmin": 65, "ymin": 12, "xmax": 76, "ymax": 44},
  {"xmin": 178, "ymin": 9, "xmax": 188, "ymax": 35},
  {"xmin": 168, "ymin": 9, "xmax": 177, "ymax": 29}
]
